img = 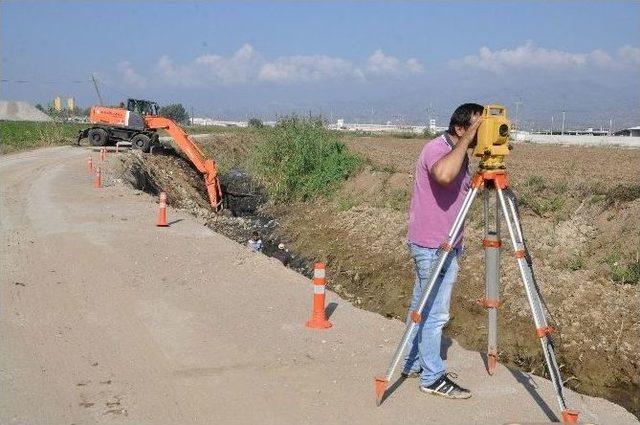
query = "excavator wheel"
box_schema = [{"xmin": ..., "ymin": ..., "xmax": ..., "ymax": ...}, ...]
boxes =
[
  {"xmin": 131, "ymin": 134, "xmax": 151, "ymax": 153},
  {"xmin": 88, "ymin": 128, "xmax": 109, "ymax": 147}
]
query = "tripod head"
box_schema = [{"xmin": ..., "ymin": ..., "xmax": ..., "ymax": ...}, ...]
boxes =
[{"xmin": 473, "ymin": 105, "xmax": 512, "ymax": 170}]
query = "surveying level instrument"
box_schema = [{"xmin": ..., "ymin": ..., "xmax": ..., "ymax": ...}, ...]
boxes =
[{"xmin": 374, "ymin": 105, "xmax": 580, "ymax": 424}]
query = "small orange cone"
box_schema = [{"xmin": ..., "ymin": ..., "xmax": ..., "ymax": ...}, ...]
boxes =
[
  {"xmin": 306, "ymin": 262, "xmax": 332, "ymax": 329},
  {"xmin": 87, "ymin": 156, "xmax": 93, "ymax": 173},
  {"xmin": 94, "ymin": 167, "xmax": 101, "ymax": 189},
  {"xmin": 156, "ymin": 192, "xmax": 168, "ymax": 227}
]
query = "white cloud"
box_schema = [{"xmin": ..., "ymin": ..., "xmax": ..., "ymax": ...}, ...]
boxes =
[
  {"xmin": 456, "ymin": 41, "xmax": 630, "ymax": 73},
  {"xmin": 156, "ymin": 55, "xmax": 197, "ymax": 86},
  {"xmin": 195, "ymin": 43, "xmax": 262, "ymax": 84},
  {"xmin": 259, "ymin": 55, "xmax": 363, "ymax": 83},
  {"xmin": 405, "ymin": 58, "xmax": 425, "ymax": 73},
  {"xmin": 118, "ymin": 61, "xmax": 147, "ymax": 88},
  {"xmin": 618, "ymin": 45, "xmax": 640, "ymax": 65},
  {"xmin": 366, "ymin": 50, "xmax": 424, "ymax": 75},
  {"xmin": 150, "ymin": 44, "xmax": 423, "ymax": 86}
]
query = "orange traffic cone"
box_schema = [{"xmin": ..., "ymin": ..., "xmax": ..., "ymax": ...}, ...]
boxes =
[
  {"xmin": 94, "ymin": 167, "xmax": 101, "ymax": 189},
  {"xmin": 306, "ymin": 262, "xmax": 332, "ymax": 329},
  {"xmin": 156, "ymin": 192, "xmax": 168, "ymax": 227},
  {"xmin": 87, "ymin": 156, "xmax": 93, "ymax": 173}
]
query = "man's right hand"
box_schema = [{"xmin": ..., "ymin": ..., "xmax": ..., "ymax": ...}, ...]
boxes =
[
  {"xmin": 430, "ymin": 115, "xmax": 483, "ymax": 186},
  {"xmin": 460, "ymin": 115, "xmax": 483, "ymax": 148}
]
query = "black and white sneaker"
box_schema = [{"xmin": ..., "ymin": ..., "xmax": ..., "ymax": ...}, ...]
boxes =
[{"xmin": 419, "ymin": 373, "xmax": 471, "ymax": 399}]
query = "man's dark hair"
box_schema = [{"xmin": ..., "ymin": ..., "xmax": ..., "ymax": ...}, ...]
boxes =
[{"xmin": 448, "ymin": 103, "xmax": 484, "ymax": 134}]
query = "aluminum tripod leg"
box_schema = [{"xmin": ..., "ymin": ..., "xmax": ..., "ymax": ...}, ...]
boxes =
[
  {"xmin": 374, "ymin": 186, "xmax": 480, "ymax": 405},
  {"xmin": 496, "ymin": 188, "xmax": 579, "ymax": 424},
  {"xmin": 481, "ymin": 188, "xmax": 501, "ymax": 375}
]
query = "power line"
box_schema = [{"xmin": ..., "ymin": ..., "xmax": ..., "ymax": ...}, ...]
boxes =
[{"xmin": 1, "ymin": 78, "xmax": 88, "ymax": 84}]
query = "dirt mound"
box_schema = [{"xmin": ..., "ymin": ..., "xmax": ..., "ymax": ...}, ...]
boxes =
[{"xmin": 0, "ymin": 100, "xmax": 52, "ymax": 122}]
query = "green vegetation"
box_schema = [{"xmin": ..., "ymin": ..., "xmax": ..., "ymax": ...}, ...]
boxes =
[
  {"xmin": 1, "ymin": 121, "xmax": 86, "ymax": 154},
  {"xmin": 567, "ymin": 253, "xmax": 585, "ymax": 271},
  {"xmin": 611, "ymin": 262, "xmax": 640, "ymax": 285},
  {"xmin": 605, "ymin": 184, "xmax": 640, "ymax": 203},
  {"xmin": 522, "ymin": 175, "xmax": 547, "ymax": 192},
  {"xmin": 600, "ymin": 246, "xmax": 640, "ymax": 285},
  {"xmin": 248, "ymin": 118, "xmax": 264, "ymax": 128},
  {"xmin": 250, "ymin": 117, "xmax": 362, "ymax": 201}
]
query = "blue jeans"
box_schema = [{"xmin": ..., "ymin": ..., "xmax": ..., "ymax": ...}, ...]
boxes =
[{"xmin": 404, "ymin": 243, "xmax": 460, "ymax": 387}]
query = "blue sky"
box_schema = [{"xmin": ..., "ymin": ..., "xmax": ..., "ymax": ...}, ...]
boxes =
[{"xmin": 2, "ymin": 1, "xmax": 639, "ymax": 128}]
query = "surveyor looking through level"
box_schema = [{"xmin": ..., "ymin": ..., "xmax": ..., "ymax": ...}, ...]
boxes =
[{"xmin": 403, "ymin": 103, "xmax": 484, "ymax": 399}]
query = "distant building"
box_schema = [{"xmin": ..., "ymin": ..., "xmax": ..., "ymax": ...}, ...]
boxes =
[
  {"xmin": 53, "ymin": 96, "xmax": 62, "ymax": 111},
  {"xmin": 614, "ymin": 126, "xmax": 640, "ymax": 137},
  {"xmin": 327, "ymin": 119, "xmax": 427, "ymax": 134},
  {"xmin": 67, "ymin": 97, "xmax": 75, "ymax": 111}
]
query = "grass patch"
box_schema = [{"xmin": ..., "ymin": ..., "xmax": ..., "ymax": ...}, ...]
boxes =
[
  {"xmin": 522, "ymin": 175, "xmax": 547, "ymax": 192},
  {"xmin": 605, "ymin": 184, "xmax": 640, "ymax": 203},
  {"xmin": 1, "ymin": 120, "xmax": 86, "ymax": 154},
  {"xmin": 519, "ymin": 194, "xmax": 564, "ymax": 217},
  {"xmin": 250, "ymin": 117, "xmax": 363, "ymax": 201},
  {"xmin": 567, "ymin": 253, "xmax": 586, "ymax": 271},
  {"xmin": 336, "ymin": 196, "xmax": 359, "ymax": 211},
  {"xmin": 611, "ymin": 262, "xmax": 640, "ymax": 285},
  {"xmin": 385, "ymin": 188, "xmax": 411, "ymax": 211}
]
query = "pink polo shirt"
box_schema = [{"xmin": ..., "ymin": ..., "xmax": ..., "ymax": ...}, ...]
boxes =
[{"xmin": 407, "ymin": 134, "xmax": 471, "ymax": 249}]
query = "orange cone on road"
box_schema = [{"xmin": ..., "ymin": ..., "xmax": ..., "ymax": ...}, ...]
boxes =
[
  {"xmin": 156, "ymin": 192, "xmax": 169, "ymax": 227},
  {"xmin": 87, "ymin": 156, "xmax": 93, "ymax": 173},
  {"xmin": 306, "ymin": 262, "xmax": 332, "ymax": 329},
  {"xmin": 94, "ymin": 167, "xmax": 101, "ymax": 189}
]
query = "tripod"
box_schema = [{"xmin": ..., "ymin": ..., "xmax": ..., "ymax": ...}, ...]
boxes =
[{"xmin": 374, "ymin": 168, "xmax": 579, "ymax": 424}]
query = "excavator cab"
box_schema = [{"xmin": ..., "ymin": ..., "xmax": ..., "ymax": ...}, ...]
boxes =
[{"xmin": 126, "ymin": 98, "xmax": 159, "ymax": 116}]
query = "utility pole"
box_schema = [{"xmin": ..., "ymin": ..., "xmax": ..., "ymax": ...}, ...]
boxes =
[
  {"xmin": 190, "ymin": 106, "xmax": 194, "ymax": 125},
  {"xmin": 609, "ymin": 118, "xmax": 613, "ymax": 136},
  {"xmin": 514, "ymin": 100, "xmax": 522, "ymax": 133},
  {"xmin": 91, "ymin": 73, "xmax": 104, "ymax": 105},
  {"xmin": 551, "ymin": 115, "xmax": 554, "ymax": 134},
  {"xmin": 561, "ymin": 110, "xmax": 566, "ymax": 135}
]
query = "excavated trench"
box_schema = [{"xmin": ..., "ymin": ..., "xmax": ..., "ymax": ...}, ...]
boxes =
[
  {"xmin": 116, "ymin": 149, "xmax": 316, "ymax": 278},
  {"xmin": 115, "ymin": 149, "xmax": 639, "ymax": 419}
]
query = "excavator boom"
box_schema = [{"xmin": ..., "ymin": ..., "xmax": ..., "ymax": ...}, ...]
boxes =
[{"xmin": 144, "ymin": 116, "xmax": 223, "ymax": 209}]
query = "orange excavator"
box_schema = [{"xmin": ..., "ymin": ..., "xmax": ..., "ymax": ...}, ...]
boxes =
[{"xmin": 78, "ymin": 98, "xmax": 222, "ymax": 210}]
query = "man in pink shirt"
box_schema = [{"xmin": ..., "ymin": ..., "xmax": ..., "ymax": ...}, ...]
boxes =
[{"xmin": 403, "ymin": 103, "xmax": 484, "ymax": 399}]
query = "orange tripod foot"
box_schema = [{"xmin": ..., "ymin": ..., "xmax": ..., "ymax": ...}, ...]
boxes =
[
  {"xmin": 374, "ymin": 377, "xmax": 388, "ymax": 406},
  {"xmin": 487, "ymin": 352, "xmax": 498, "ymax": 375},
  {"xmin": 561, "ymin": 409, "xmax": 579, "ymax": 424}
]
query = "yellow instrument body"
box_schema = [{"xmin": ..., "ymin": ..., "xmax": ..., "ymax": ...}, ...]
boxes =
[{"xmin": 473, "ymin": 104, "xmax": 511, "ymax": 169}]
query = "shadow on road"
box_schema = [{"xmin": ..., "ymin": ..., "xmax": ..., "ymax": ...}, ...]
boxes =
[
  {"xmin": 325, "ymin": 302, "xmax": 338, "ymax": 319},
  {"xmin": 508, "ymin": 366, "xmax": 560, "ymax": 422}
]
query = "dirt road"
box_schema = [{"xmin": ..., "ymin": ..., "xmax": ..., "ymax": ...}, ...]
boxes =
[{"xmin": 1, "ymin": 147, "xmax": 637, "ymax": 424}]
